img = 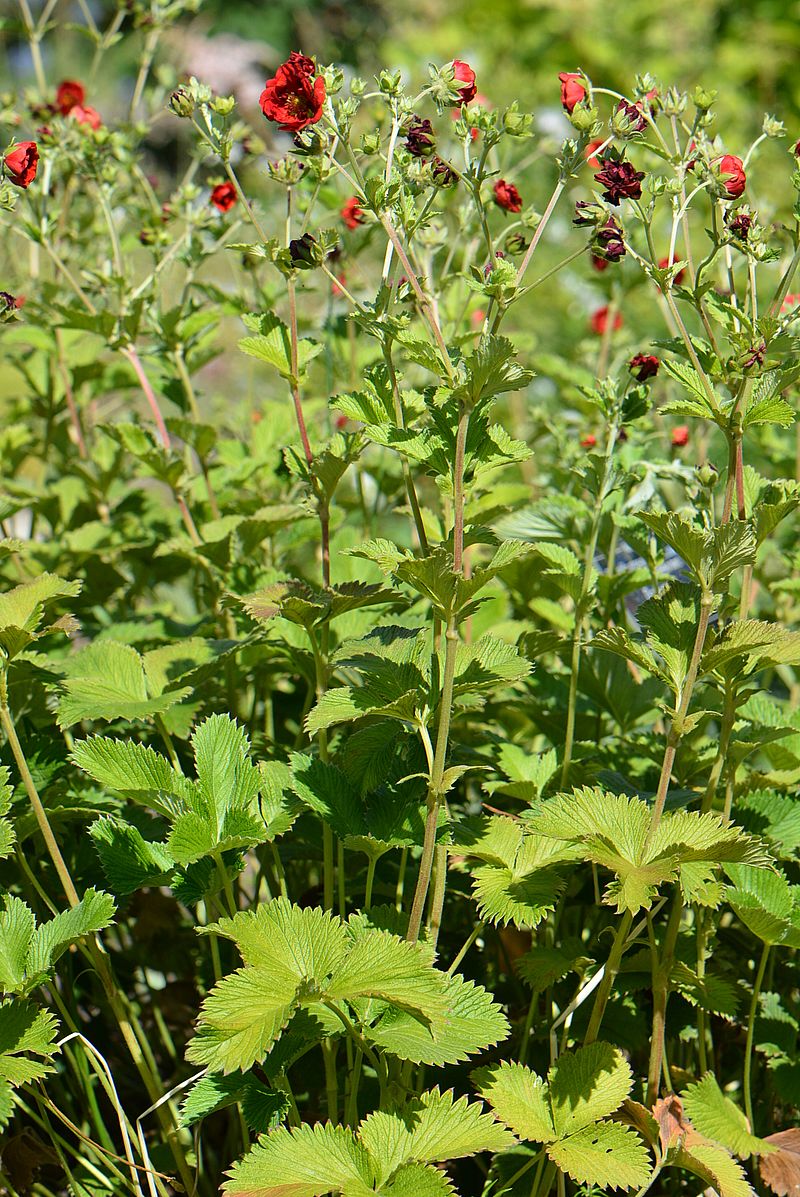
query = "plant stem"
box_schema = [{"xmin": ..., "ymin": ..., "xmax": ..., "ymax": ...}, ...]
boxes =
[
  {"xmin": 584, "ymin": 910, "xmax": 634, "ymax": 1044},
  {"xmin": 646, "ymin": 893, "xmax": 683, "ymax": 1104},
  {"xmin": 744, "ymin": 942, "xmax": 770, "ymax": 1135}
]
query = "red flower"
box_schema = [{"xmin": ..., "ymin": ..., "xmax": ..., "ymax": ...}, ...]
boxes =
[
  {"xmin": 451, "ymin": 60, "xmax": 477, "ymax": 104},
  {"xmin": 69, "ymin": 104, "xmax": 102, "ymax": 130},
  {"xmin": 658, "ymin": 256, "xmax": 686, "ymax": 286},
  {"xmin": 594, "ymin": 157, "xmax": 645, "ymax": 205},
  {"xmin": 471, "ymin": 308, "xmax": 486, "ymax": 327},
  {"xmin": 210, "ymin": 182, "xmax": 237, "ymax": 212},
  {"xmin": 781, "ymin": 292, "xmax": 800, "ymax": 312},
  {"xmin": 629, "ymin": 353, "xmax": 659, "ymax": 381},
  {"xmin": 335, "ymin": 414, "xmax": 348, "ymax": 430},
  {"xmin": 671, "ymin": 425, "xmax": 689, "ymax": 447},
  {"xmin": 56, "ymin": 79, "xmax": 85, "ymax": 115},
  {"xmin": 0, "ymin": 291, "xmax": 23, "ymax": 311},
  {"xmin": 493, "ymin": 179, "xmax": 522, "ymax": 212},
  {"xmin": 259, "ymin": 52, "xmax": 326, "ymax": 133},
  {"xmin": 590, "ymin": 306, "xmax": 623, "ymax": 335},
  {"xmin": 341, "ymin": 196, "xmax": 365, "ymax": 229},
  {"xmin": 4, "ymin": 141, "xmax": 38, "ymax": 188},
  {"xmin": 794, "ymin": 140, "xmax": 800, "ymax": 157},
  {"xmin": 717, "ymin": 154, "xmax": 746, "ymax": 199},
  {"xmin": 585, "ymin": 138, "xmax": 604, "ymax": 169},
  {"xmin": 581, "ymin": 433, "xmax": 597, "ymax": 449},
  {"xmin": 332, "ymin": 273, "xmax": 347, "ymax": 297},
  {"xmin": 591, "ymin": 253, "xmax": 609, "ymax": 272},
  {"xmin": 559, "ymin": 72, "xmax": 586, "ymax": 114}
]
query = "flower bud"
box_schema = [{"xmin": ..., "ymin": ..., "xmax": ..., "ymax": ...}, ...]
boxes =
[
  {"xmin": 169, "ymin": 87, "xmax": 194, "ymax": 118},
  {"xmin": 288, "ymin": 232, "xmax": 321, "ymax": 269},
  {"xmin": 692, "ymin": 85, "xmax": 716, "ymax": 112},
  {"xmin": 209, "ymin": 95, "xmax": 235, "ymax": 117},
  {"xmin": 266, "ymin": 157, "xmax": 305, "ymax": 186},
  {"xmin": 612, "ymin": 99, "xmax": 647, "ymax": 137},
  {"xmin": 432, "ymin": 157, "xmax": 457, "ymax": 187},
  {"xmin": 505, "ymin": 232, "xmax": 528, "ymax": 255}
]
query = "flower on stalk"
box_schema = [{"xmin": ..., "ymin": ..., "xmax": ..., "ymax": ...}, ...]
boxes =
[
  {"xmin": 613, "ymin": 99, "xmax": 648, "ymax": 136},
  {"xmin": 590, "ymin": 305, "xmax": 623, "ymax": 334},
  {"xmin": 69, "ymin": 105, "xmax": 102, "ymax": 130},
  {"xmin": 629, "ymin": 353, "xmax": 659, "ymax": 381},
  {"xmin": 594, "ymin": 155, "xmax": 645, "ymax": 205},
  {"xmin": 404, "ymin": 116, "xmax": 436, "ymax": 157},
  {"xmin": 494, "ymin": 179, "xmax": 522, "ymax": 212},
  {"xmin": 573, "ymin": 199, "xmax": 606, "ymax": 227},
  {"xmin": 581, "ymin": 433, "xmax": 597, "ymax": 448},
  {"xmin": 558, "ymin": 72, "xmax": 586, "ymax": 113},
  {"xmin": 210, "ymin": 182, "xmax": 237, "ymax": 212},
  {"xmin": 451, "ymin": 60, "xmax": 477, "ymax": 104},
  {"xmin": 341, "ymin": 196, "xmax": 365, "ymax": 228},
  {"xmin": 260, "ymin": 52, "xmax": 326, "ymax": 133},
  {"xmin": 591, "ymin": 215, "xmax": 626, "ymax": 262},
  {"xmin": 3, "ymin": 142, "xmax": 38, "ymax": 188},
  {"xmin": 56, "ymin": 79, "xmax": 85, "ymax": 115},
  {"xmin": 288, "ymin": 233, "xmax": 320, "ymax": 269},
  {"xmin": 591, "ymin": 253, "xmax": 609, "ymax": 272},
  {"xmin": 727, "ymin": 210, "xmax": 753, "ymax": 240},
  {"xmin": 432, "ymin": 157, "xmax": 457, "ymax": 187},
  {"xmin": 717, "ymin": 154, "xmax": 746, "ymax": 198},
  {"xmin": 671, "ymin": 425, "xmax": 689, "ymax": 447}
]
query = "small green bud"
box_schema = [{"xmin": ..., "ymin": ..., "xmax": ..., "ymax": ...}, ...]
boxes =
[
  {"xmin": 168, "ymin": 87, "xmax": 194, "ymax": 118},
  {"xmin": 209, "ymin": 95, "xmax": 235, "ymax": 117}
]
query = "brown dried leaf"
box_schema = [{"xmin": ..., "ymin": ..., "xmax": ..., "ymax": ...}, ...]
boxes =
[{"xmin": 760, "ymin": 1129, "xmax": 800, "ymax": 1197}]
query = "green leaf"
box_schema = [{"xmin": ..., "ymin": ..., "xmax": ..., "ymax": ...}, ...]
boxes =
[
  {"xmin": 224, "ymin": 1122, "xmax": 374, "ymax": 1197},
  {"xmin": 358, "ymin": 1089, "xmax": 515, "ymax": 1179},
  {"xmin": 72, "ymin": 738, "xmax": 192, "ymax": 819},
  {"xmin": 681, "ymin": 1074, "xmax": 769, "ymax": 1159},
  {"xmin": 675, "ymin": 1141, "xmax": 754, "ymax": 1197},
  {"xmin": 547, "ymin": 1121, "xmax": 651, "ymax": 1190},
  {"xmin": 365, "ymin": 972, "xmax": 510, "ymax": 1065},
  {"xmin": 57, "ymin": 641, "xmax": 191, "ymax": 728},
  {"xmin": 89, "ymin": 817, "xmax": 175, "ymax": 895},
  {"xmin": 0, "ymin": 573, "xmax": 81, "ymax": 659},
  {"xmin": 477, "ymin": 1060, "xmax": 556, "ymax": 1142},
  {"xmin": 0, "ymin": 891, "xmax": 115, "ymax": 996},
  {"xmin": 0, "ymin": 1000, "xmax": 59, "ymax": 1125},
  {"xmin": 239, "ymin": 312, "xmax": 323, "ymax": 382},
  {"xmin": 179, "ymin": 1071, "xmax": 288, "ymax": 1132}
]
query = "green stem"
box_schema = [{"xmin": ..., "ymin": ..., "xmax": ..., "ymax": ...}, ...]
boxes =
[
  {"xmin": 646, "ymin": 893, "xmax": 683, "ymax": 1105},
  {"xmin": 448, "ymin": 920, "xmax": 485, "ymax": 976},
  {"xmin": 744, "ymin": 942, "xmax": 770, "ymax": 1135},
  {"xmin": 584, "ymin": 910, "xmax": 634, "ymax": 1044}
]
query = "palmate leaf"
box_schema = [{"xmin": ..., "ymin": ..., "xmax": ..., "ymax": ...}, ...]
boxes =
[
  {"xmin": 479, "ymin": 1045, "xmax": 649, "ymax": 1189},
  {"xmin": 224, "ymin": 1089, "xmax": 511, "ymax": 1197},
  {"xmin": 529, "ymin": 788, "xmax": 767, "ymax": 914},
  {"xmin": 89, "ymin": 817, "xmax": 175, "ymax": 895},
  {"xmin": 179, "ymin": 1071, "xmax": 288, "ymax": 1133},
  {"xmin": 188, "ymin": 900, "xmax": 489, "ymax": 1073},
  {"xmin": 239, "ymin": 312, "xmax": 323, "ymax": 382},
  {"xmin": 74, "ymin": 715, "xmax": 271, "ymax": 872},
  {"xmin": 454, "ymin": 816, "xmax": 577, "ymax": 929}
]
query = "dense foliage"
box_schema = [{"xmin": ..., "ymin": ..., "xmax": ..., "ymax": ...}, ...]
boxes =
[{"xmin": 2, "ymin": 5, "xmax": 800, "ymax": 1196}]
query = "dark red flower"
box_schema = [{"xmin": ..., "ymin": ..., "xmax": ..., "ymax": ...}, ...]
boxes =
[
  {"xmin": 4, "ymin": 141, "xmax": 38, "ymax": 188},
  {"xmin": 559, "ymin": 72, "xmax": 586, "ymax": 114},
  {"xmin": 259, "ymin": 52, "xmax": 326, "ymax": 133},
  {"xmin": 616, "ymin": 99, "xmax": 647, "ymax": 133},
  {"xmin": 451, "ymin": 60, "xmax": 477, "ymax": 104},
  {"xmin": 56, "ymin": 79, "xmax": 85, "ymax": 115},
  {"xmin": 717, "ymin": 154, "xmax": 746, "ymax": 199},
  {"xmin": 594, "ymin": 157, "xmax": 645, "ymax": 205},
  {"xmin": 341, "ymin": 196, "xmax": 365, "ymax": 229},
  {"xmin": 210, "ymin": 182, "xmax": 237, "ymax": 212},
  {"xmin": 581, "ymin": 433, "xmax": 597, "ymax": 449},
  {"xmin": 585, "ymin": 138, "xmax": 604, "ymax": 169},
  {"xmin": 432, "ymin": 157, "xmax": 457, "ymax": 187},
  {"xmin": 590, "ymin": 305, "xmax": 623, "ymax": 335},
  {"xmin": 671, "ymin": 425, "xmax": 689, "ymax": 447},
  {"xmin": 658, "ymin": 256, "xmax": 686, "ymax": 286},
  {"xmin": 794, "ymin": 139, "xmax": 800, "ymax": 157},
  {"xmin": 405, "ymin": 117, "xmax": 436, "ymax": 157},
  {"xmin": 727, "ymin": 211, "xmax": 752, "ymax": 239},
  {"xmin": 591, "ymin": 253, "xmax": 609, "ymax": 272},
  {"xmin": 629, "ymin": 353, "xmax": 659, "ymax": 381},
  {"xmin": 69, "ymin": 104, "xmax": 102, "ymax": 130},
  {"xmin": 592, "ymin": 215, "xmax": 626, "ymax": 262},
  {"xmin": 494, "ymin": 179, "xmax": 522, "ymax": 212},
  {"xmin": 0, "ymin": 291, "xmax": 23, "ymax": 311}
]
